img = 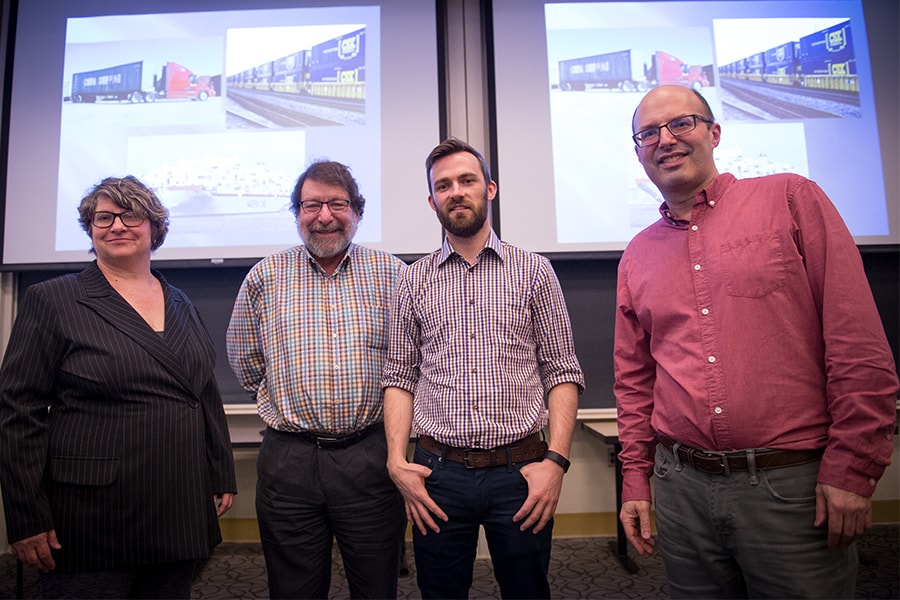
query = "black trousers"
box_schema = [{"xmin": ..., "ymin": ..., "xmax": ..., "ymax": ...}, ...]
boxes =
[{"xmin": 256, "ymin": 425, "xmax": 407, "ymax": 599}]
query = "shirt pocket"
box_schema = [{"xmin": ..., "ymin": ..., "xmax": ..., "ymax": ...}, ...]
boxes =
[
  {"xmin": 720, "ymin": 232, "xmax": 788, "ymax": 298},
  {"xmin": 361, "ymin": 300, "xmax": 390, "ymax": 350}
]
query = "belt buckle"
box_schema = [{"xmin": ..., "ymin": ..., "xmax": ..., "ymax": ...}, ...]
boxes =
[
  {"xmin": 699, "ymin": 450, "xmax": 730, "ymax": 475},
  {"xmin": 463, "ymin": 448, "xmax": 497, "ymax": 468},
  {"xmin": 316, "ymin": 435, "xmax": 342, "ymax": 449}
]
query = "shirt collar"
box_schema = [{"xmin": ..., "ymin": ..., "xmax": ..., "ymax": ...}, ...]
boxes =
[
  {"xmin": 301, "ymin": 243, "xmax": 355, "ymax": 276},
  {"xmin": 438, "ymin": 229, "xmax": 503, "ymax": 265},
  {"xmin": 701, "ymin": 172, "xmax": 736, "ymax": 205},
  {"xmin": 658, "ymin": 173, "xmax": 736, "ymax": 225}
]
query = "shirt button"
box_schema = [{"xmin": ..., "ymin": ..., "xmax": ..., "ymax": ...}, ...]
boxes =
[
  {"xmin": 708, "ymin": 356, "xmax": 716, "ymax": 363},
  {"xmin": 694, "ymin": 264, "xmax": 701, "ymax": 271},
  {"xmin": 714, "ymin": 406, "xmax": 722, "ymax": 414},
  {"xmin": 701, "ymin": 308, "xmax": 709, "ymax": 315},
  {"xmin": 868, "ymin": 478, "xmax": 877, "ymax": 487},
  {"xmin": 691, "ymin": 225, "xmax": 698, "ymax": 231},
  {"xmin": 708, "ymin": 200, "xmax": 716, "ymax": 206}
]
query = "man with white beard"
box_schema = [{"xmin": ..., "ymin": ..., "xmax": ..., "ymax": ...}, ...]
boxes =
[{"xmin": 227, "ymin": 160, "xmax": 407, "ymax": 599}]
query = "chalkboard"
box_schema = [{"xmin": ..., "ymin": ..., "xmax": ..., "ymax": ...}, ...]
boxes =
[
  {"xmin": 551, "ymin": 258, "xmax": 619, "ymax": 410},
  {"xmin": 14, "ymin": 265, "xmax": 253, "ymax": 406},
  {"xmin": 162, "ymin": 266, "xmax": 253, "ymax": 406},
  {"xmin": 13, "ymin": 247, "xmax": 900, "ymax": 409}
]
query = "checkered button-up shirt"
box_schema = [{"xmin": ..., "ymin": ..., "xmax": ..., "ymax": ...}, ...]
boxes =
[
  {"xmin": 227, "ymin": 244, "xmax": 405, "ymax": 433},
  {"xmin": 382, "ymin": 230, "xmax": 584, "ymax": 449}
]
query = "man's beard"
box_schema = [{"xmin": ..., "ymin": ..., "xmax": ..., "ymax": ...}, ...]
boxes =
[
  {"xmin": 436, "ymin": 195, "xmax": 488, "ymax": 238},
  {"xmin": 301, "ymin": 220, "xmax": 357, "ymax": 259}
]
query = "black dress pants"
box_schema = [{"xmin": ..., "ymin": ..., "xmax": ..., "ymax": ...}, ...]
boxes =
[{"xmin": 256, "ymin": 425, "xmax": 407, "ymax": 599}]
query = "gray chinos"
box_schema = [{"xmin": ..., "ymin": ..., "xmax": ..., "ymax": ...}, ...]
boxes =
[{"xmin": 652, "ymin": 444, "xmax": 857, "ymax": 599}]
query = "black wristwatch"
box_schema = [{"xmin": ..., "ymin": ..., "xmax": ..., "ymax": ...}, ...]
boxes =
[{"xmin": 543, "ymin": 450, "xmax": 571, "ymax": 473}]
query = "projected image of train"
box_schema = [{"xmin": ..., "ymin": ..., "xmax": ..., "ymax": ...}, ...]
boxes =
[
  {"xmin": 717, "ymin": 20, "xmax": 860, "ymax": 120},
  {"xmin": 226, "ymin": 27, "xmax": 366, "ymax": 128},
  {"xmin": 558, "ymin": 49, "xmax": 712, "ymax": 92}
]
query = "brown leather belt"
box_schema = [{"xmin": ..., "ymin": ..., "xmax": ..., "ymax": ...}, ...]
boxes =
[
  {"xmin": 658, "ymin": 434, "xmax": 824, "ymax": 475},
  {"xmin": 418, "ymin": 433, "xmax": 548, "ymax": 468}
]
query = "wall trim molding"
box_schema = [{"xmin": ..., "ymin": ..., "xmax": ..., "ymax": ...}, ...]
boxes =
[{"xmin": 219, "ymin": 499, "xmax": 900, "ymax": 544}]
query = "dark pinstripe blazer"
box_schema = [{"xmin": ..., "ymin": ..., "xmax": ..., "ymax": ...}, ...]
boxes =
[{"xmin": 0, "ymin": 262, "xmax": 237, "ymax": 572}]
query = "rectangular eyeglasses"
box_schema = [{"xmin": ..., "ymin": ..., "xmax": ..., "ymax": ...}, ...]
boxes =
[
  {"xmin": 299, "ymin": 199, "xmax": 351, "ymax": 214},
  {"xmin": 632, "ymin": 114, "xmax": 713, "ymax": 148},
  {"xmin": 92, "ymin": 211, "xmax": 144, "ymax": 228}
]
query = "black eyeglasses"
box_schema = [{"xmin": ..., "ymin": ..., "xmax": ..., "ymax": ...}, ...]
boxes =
[
  {"xmin": 299, "ymin": 199, "xmax": 351, "ymax": 215},
  {"xmin": 92, "ymin": 211, "xmax": 145, "ymax": 228},
  {"xmin": 632, "ymin": 114, "xmax": 714, "ymax": 148}
]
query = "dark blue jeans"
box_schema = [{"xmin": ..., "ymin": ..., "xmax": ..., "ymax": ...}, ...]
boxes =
[{"xmin": 412, "ymin": 444, "xmax": 553, "ymax": 599}]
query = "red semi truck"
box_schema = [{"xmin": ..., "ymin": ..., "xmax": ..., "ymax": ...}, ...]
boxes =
[
  {"xmin": 70, "ymin": 60, "xmax": 216, "ymax": 103},
  {"xmin": 558, "ymin": 49, "xmax": 711, "ymax": 92}
]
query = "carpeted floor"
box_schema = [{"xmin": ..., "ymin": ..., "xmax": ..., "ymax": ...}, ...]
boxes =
[{"xmin": 1, "ymin": 525, "xmax": 897, "ymax": 599}]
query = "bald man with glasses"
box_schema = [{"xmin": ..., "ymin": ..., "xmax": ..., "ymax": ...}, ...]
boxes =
[{"xmin": 614, "ymin": 85, "xmax": 897, "ymax": 599}]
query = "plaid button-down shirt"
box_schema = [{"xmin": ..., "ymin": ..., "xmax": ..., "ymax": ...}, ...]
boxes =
[
  {"xmin": 227, "ymin": 244, "xmax": 405, "ymax": 433},
  {"xmin": 382, "ymin": 230, "xmax": 584, "ymax": 449}
]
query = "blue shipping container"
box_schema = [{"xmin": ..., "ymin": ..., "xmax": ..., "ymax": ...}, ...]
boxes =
[
  {"xmin": 764, "ymin": 42, "xmax": 795, "ymax": 75},
  {"xmin": 799, "ymin": 20, "xmax": 856, "ymax": 76},
  {"xmin": 72, "ymin": 61, "xmax": 142, "ymax": 95},
  {"xmin": 310, "ymin": 28, "xmax": 366, "ymax": 83},
  {"xmin": 746, "ymin": 52, "xmax": 764, "ymax": 75},
  {"xmin": 559, "ymin": 50, "xmax": 632, "ymax": 86}
]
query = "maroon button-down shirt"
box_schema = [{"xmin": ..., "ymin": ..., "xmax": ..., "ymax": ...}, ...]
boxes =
[{"xmin": 614, "ymin": 173, "xmax": 897, "ymax": 502}]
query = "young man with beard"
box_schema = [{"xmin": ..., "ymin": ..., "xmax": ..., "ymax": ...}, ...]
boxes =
[
  {"xmin": 227, "ymin": 160, "xmax": 407, "ymax": 599},
  {"xmin": 615, "ymin": 85, "xmax": 898, "ymax": 598},
  {"xmin": 382, "ymin": 138, "xmax": 584, "ymax": 599}
]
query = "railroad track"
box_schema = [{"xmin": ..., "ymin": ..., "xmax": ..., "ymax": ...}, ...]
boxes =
[
  {"xmin": 245, "ymin": 88, "xmax": 365, "ymax": 113},
  {"xmin": 721, "ymin": 80, "xmax": 859, "ymax": 119},
  {"xmin": 227, "ymin": 92, "xmax": 341, "ymax": 127}
]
